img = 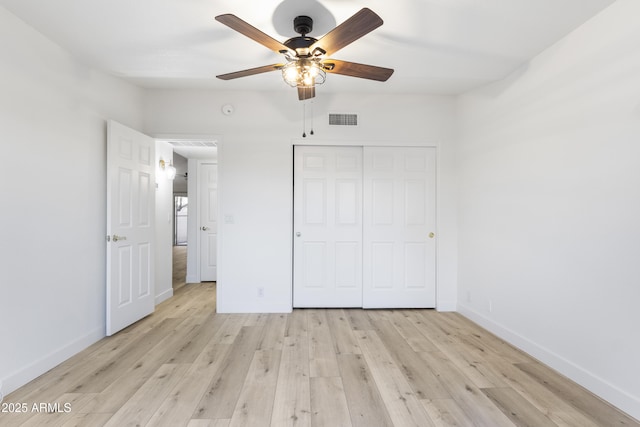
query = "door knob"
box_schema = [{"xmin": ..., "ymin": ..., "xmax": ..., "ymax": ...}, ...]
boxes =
[
  {"xmin": 428, "ymin": 232, "xmax": 435, "ymax": 239},
  {"xmin": 296, "ymin": 232, "xmax": 301, "ymax": 237},
  {"xmin": 201, "ymin": 226, "xmax": 210, "ymax": 231},
  {"xmin": 112, "ymin": 234, "xmax": 127, "ymax": 242}
]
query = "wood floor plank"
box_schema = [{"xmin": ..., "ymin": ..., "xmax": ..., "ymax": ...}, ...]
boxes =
[
  {"xmin": 66, "ymin": 317, "xmax": 183, "ymax": 394},
  {"xmin": 284, "ymin": 309, "xmax": 308, "ymax": 338},
  {"xmin": 143, "ymin": 344, "xmax": 232, "ymax": 427},
  {"xmin": 243, "ymin": 313, "xmax": 269, "ymax": 327},
  {"xmin": 420, "ymin": 398, "xmax": 476, "ymax": 427},
  {"xmin": 103, "ymin": 363, "xmax": 189, "ymax": 427},
  {"xmin": 79, "ymin": 315, "xmax": 208, "ymax": 414},
  {"xmin": 355, "ymin": 330, "xmax": 436, "ymax": 427},
  {"xmin": 172, "ymin": 245, "xmax": 187, "ymax": 290},
  {"xmin": 326, "ymin": 309, "xmax": 362, "ymax": 355},
  {"xmin": 155, "ymin": 283, "xmax": 215, "ymax": 321},
  {"xmin": 482, "ymin": 387, "xmax": 557, "ymax": 427},
  {"xmin": 418, "ymin": 350, "xmax": 516, "ymax": 427},
  {"xmin": 187, "ymin": 419, "xmax": 231, "ymax": 427},
  {"xmin": 308, "ymin": 310, "xmax": 340, "ymax": 378},
  {"xmin": 436, "ymin": 340, "xmax": 508, "ymax": 389},
  {"xmin": 372, "ymin": 318, "xmax": 450, "ymax": 400},
  {"xmin": 442, "ymin": 314, "xmax": 532, "ymax": 365},
  {"xmin": 270, "ymin": 337, "xmax": 312, "ymax": 427},
  {"xmin": 389, "ymin": 311, "xmax": 440, "ymax": 353},
  {"xmin": 214, "ymin": 314, "xmax": 249, "ymax": 345},
  {"xmin": 337, "ymin": 354, "xmax": 394, "ymax": 427},
  {"xmin": 484, "ymin": 357, "xmax": 602, "ymax": 427},
  {"xmin": 193, "ymin": 325, "xmax": 265, "ymax": 419},
  {"xmin": 310, "ymin": 377, "xmax": 352, "ymax": 427},
  {"xmin": 229, "ymin": 350, "xmax": 281, "ymax": 427},
  {"xmin": 257, "ymin": 314, "xmax": 287, "ymax": 351},
  {"xmin": 344, "ymin": 309, "xmax": 375, "ymax": 331},
  {"xmin": 405, "ymin": 310, "xmax": 458, "ymax": 346},
  {"xmin": 60, "ymin": 412, "xmax": 113, "ymax": 427},
  {"xmin": 166, "ymin": 314, "xmax": 228, "ymax": 364},
  {"xmin": 516, "ymin": 362, "xmax": 640, "ymax": 427}
]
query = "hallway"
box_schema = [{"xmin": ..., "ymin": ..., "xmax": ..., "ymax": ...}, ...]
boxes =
[{"xmin": 172, "ymin": 245, "xmax": 187, "ymax": 290}]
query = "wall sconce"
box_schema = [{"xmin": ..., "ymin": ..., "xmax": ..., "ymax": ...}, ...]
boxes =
[{"xmin": 159, "ymin": 159, "xmax": 177, "ymax": 180}]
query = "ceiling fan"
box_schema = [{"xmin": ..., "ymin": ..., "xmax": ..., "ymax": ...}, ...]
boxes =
[{"xmin": 215, "ymin": 8, "xmax": 394, "ymax": 100}]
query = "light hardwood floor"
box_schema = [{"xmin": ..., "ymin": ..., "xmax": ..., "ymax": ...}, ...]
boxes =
[
  {"xmin": 2, "ymin": 282, "xmax": 638, "ymax": 426},
  {"xmin": 172, "ymin": 245, "xmax": 188, "ymax": 291}
]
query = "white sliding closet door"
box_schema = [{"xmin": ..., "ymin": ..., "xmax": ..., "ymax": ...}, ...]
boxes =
[
  {"xmin": 293, "ymin": 145, "xmax": 436, "ymax": 309},
  {"xmin": 363, "ymin": 147, "xmax": 436, "ymax": 308},
  {"xmin": 293, "ymin": 146, "xmax": 363, "ymax": 307}
]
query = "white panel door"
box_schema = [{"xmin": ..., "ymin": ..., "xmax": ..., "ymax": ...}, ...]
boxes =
[
  {"xmin": 200, "ymin": 163, "xmax": 218, "ymax": 281},
  {"xmin": 293, "ymin": 146, "xmax": 363, "ymax": 307},
  {"xmin": 106, "ymin": 120, "xmax": 155, "ymax": 336},
  {"xmin": 363, "ymin": 147, "xmax": 436, "ymax": 308}
]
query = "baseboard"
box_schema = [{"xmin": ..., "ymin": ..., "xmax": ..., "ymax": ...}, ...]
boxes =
[
  {"xmin": 457, "ymin": 303, "xmax": 640, "ymax": 421},
  {"xmin": 2, "ymin": 327, "xmax": 104, "ymax": 396},
  {"xmin": 155, "ymin": 288, "xmax": 174, "ymax": 305}
]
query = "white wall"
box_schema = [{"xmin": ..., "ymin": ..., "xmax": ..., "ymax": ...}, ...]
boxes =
[
  {"xmin": 155, "ymin": 141, "xmax": 174, "ymax": 304},
  {"xmin": 0, "ymin": 7, "xmax": 144, "ymax": 394},
  {"xmin": 456, "ymin": 0, "xmax": 640, "ymax": 419},
  {"xmin": 143, "ymin": 89, "xmax": 458, "ymax": 313}
]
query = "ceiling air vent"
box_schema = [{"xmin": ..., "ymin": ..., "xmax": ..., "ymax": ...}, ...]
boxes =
[{"xmin": 329, "ymin": 113, "xmax": 358, "ymax": 126}]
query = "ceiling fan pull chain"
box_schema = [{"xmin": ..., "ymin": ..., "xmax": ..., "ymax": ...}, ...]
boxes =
[
  {"xmin": 302, "ymin": 99, "xmax": 307, "ymax": 138},
  {"xmin": 310, "ymin": 100, "xmax": 315, "ymax": 135}
]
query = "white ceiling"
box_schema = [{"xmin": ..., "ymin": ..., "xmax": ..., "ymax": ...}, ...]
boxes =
[{"xmin": 1, "ymin": 0, "xmax": 615, "ymax": 95}]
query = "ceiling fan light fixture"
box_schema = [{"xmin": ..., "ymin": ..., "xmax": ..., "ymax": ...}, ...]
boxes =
[
  {"xmin": 215, "ymin": 9, "xmax": 392, "ymax": 101},
  {"xmin": 281, "ymin": 60, "xmax": 326, "ymax": 88}
]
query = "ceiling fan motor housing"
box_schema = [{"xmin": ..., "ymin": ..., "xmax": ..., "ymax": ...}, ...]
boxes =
[{"xmin": 294, "ymin": 15, "xmax": 313, "ymax": 35}]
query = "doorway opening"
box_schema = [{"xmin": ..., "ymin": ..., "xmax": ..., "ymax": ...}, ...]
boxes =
[{"xmin": 158, "ymin": 137, "xmax": 218, "ymax": 286}]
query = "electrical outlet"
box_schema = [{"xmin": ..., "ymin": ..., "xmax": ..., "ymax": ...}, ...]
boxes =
[{"xmin": 257, "ymin": 287, "xmax": 265, "ymax": 298}]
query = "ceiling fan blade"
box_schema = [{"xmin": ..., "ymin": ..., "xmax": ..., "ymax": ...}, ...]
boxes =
[
  {"xmin": 216, "ymin": 63, "xmax": 284, "ymax": 80},
  {"xmin": 297, "ymin": 86, "xmax": 316, "ymax": 100},
  {"xmin": 322, "ymin": 59, "xmax": 394, "ymax": 81},
  {"xmin": 215, "ymin": 14, "xmax": 292, "ymax": 54},
  {"xmin": 310, "ymin": 8, "xmax": 383, "ymax": 57}
]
